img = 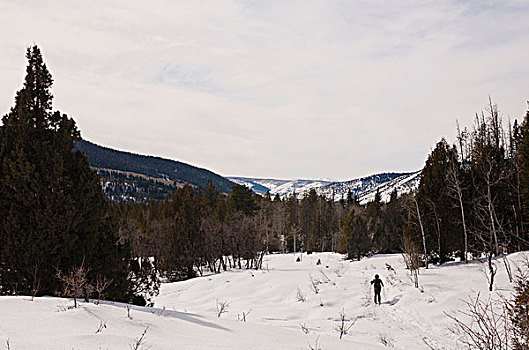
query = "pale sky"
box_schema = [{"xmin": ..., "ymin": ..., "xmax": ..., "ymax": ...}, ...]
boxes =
[{"xmin": 1, "ymin": 1, "xmax": 528, "ymax": 180}]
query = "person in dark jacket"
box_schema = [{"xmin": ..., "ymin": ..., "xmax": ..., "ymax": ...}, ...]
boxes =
[{"xmin": 371, "ymin": 274, "xmax": 384, "ymax": 304}]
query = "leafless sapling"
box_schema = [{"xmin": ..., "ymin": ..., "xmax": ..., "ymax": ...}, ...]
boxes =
[
  {"xmin": 335, "ymin": 308, "xmax": 355, "ymax": 339},
  {"xmin": 130, "ymin": 326, "xmax": 149, "ymax": 350},
  {"xmin": 403, "ymin": 234, "xmax": 420, "ymax": 288},
  {"xmin": 95, "ymin": 320, "xmax": 107, "ymax": 334},
  {"xmin": 216, "ymin": 299, "xmax": 230, "ymax": 318},
  {"xmin": 238, "ymin": 309, "xmax": 252, "ymax": 322},
  {"xmin": 94, "ymin": 274, "xmax": 113, "ymax": 305},
  {"xmin": 300, "ymin": 323, "xmax": 310, "ymax": 334},
  {"xmin": 56, "ymin": 263, "xmax": 93, "ymax": 308},
  {"xmin": 446, "ymin": 293, "xmax": 512, "ymax": 350},
  {"xmin": 308, "ymin": 336, "xmax": 321, "ymax": 350},
  {"xmin": 309, "ymin": 274, "xmax": 320, "ymax": 294},
  {"xmin": 446, "ymin": 152, "xmax": 469, "ymax": 262}
]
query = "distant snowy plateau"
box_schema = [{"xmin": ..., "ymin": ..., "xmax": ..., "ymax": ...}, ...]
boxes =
[{"xmin": 229, "ymin": 171, "xmax": 421, "ymax": 204}]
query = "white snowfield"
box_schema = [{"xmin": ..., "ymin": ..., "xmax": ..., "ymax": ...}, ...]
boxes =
[{"xmin": 1, "ymin": 251, "xmax": 526, "ymax": 349}]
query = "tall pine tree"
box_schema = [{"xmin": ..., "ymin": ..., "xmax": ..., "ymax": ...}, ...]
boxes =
[{"xmin": 0, "ymin": 46, "xmax": 129, "ymax": 299}]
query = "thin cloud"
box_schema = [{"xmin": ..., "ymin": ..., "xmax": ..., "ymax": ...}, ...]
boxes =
[{"xmin": 0, "ymin": 1, "xmax": 528, "ymax": 180}]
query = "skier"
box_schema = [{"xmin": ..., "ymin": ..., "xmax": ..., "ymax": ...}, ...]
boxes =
[{"xmin": 370, "ymin": 274, "xmax": 384, "ymax": 304}]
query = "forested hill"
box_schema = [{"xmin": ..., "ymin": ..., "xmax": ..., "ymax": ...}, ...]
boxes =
[{"xmin": 74, "ymin": 140, "xmax": 235, "ymax": 201}]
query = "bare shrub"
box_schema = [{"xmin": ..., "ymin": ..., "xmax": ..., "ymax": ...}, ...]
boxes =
[
  {"xmin": 319, "ymin": 270, "xmax": 335, "ymax": 285},
  {"xmin": 446, "ymin": 293, "xmax": 512, "ymax": 350},
  {"xmin": 300, "ymin": 323, "xmax": 310, "ymax": 334},
  {"xmin": 95, "ymin": 320, "xmax": 107, "ymax": 334},
  {"xmin": 403, "ymin": 234, "xmax": 420, "ymax": 288},
  {"xmin": 216, "ymin": 299, "xmax": 230, "ymax": 318},
  {"xmin": 378, "ymin": 333, "xmax": 395, "ymax": 348},
  {"xmin": 130, "ymin": 326, "xmax": 149, "ymax": 350},
  {"xmin": 446, "ymin": 255, "xmax": 529, "ymax": 350},
  {"xmin": 5, "ymin": 339, "xmax": 11, "ymax": 350},
  {"xmin": 296, "ymin": 287, "xmax": 307, "ymax": 302},
  {"xmin": 237, "ymin": 309, "xmax": 252, "ymax": 322},
  {"xmin": 28, "ymin": 263, "xmax": 41, "ymax": 301},
  {"xmin": 308, "ymin": 336, "xmax": 321, "ymax": 350},
  {"xmin": 94, "ymin": 274, "xmax": 113, "ymax": 305},
  {"xmin": 56, "ymin": 264, "xmax": 93, "ymax": 308},
  {"xmin": 335, "ymin": 308, "xmax": 355, "ymax": 339},
  {"xmin": 309, "ymin": 274, "xmax": 320, "ymax": 294}
]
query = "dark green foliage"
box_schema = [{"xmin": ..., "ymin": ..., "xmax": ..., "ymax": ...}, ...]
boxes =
[
  {"xmin": 374, "ymin": 189, "xmax": 407, "ymax": 253},
  {"xmin": 227, "ymin": 184, "xmax": 259, "ymax": 216},
  {"xmin": 340, "ymin": 209, "xmax": 370, "ymax": 260},
  {"xmin": 511, "ymin": 262, "xmax": 529, "ymax": 349},
  {"xmin": 74, "ymin": 140, "xmax": 235, "ymax": 194},
  {"xmin": 517, "ymin": 110, "xmax": 529, "ymax": 248},
  {"xmin": 0, "ymin": 46, "xmax": 129, "ymax": 300},
  {"xmin": 416, "ymin": 139, "xmax": 461, "ymax": 262},
  {"xmin": 408, "ymin": 100, "xmax": 529, "ymax": 275}
]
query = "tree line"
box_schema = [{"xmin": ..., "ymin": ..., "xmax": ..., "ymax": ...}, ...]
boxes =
[
  {"xmin": 405, "ymin": 99, "xmax": 529, "ymax": 290},
  {"xmin": 112, "ymin": 182, "xmax": 410, "ymax": 282}
]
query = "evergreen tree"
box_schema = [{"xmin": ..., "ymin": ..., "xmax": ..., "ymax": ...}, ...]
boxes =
[
  {"xmin": 518, "ymin": 109, "xmax": 529, "ymax": 248},
  {"xmin": 0, "ymin": 46, "xmax": 129, "ymax": 299},
  {"xmin": 417, "ymin": 139, "xmax": 461, "ymax": 262}
]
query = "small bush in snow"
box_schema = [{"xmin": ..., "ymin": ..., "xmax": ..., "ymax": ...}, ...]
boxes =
[
  {"xmin": 378, "ymin": 333, "xmax": 395, "ymax": 348},
  {"xmin": 296, "ymin": 287, "xmax": 307, "ymax": 302},
  {"xmin": 130, "ymin": 326, "xmax": 149, "ymax": 350},
  {"xmin": 216, "ymin": 299, "xmax": 230, "ymax": 318},
  {"xmin": 95, "ymin": 320, "xmax": 107, "ymax": 334},
  {"xmin": 309, "ymin": 274, "xmax": 320, "ymax": 294},
  {"xmin": 307, "ymin": 336, "xmax": 321, "ymax": 350},
  {"xmin": 300, "ymin": 323, "xmax": 310, "ymax": 334},
  {"xmin": 335, "ymin": 308, "xmax": 355, "ymax": 339}
]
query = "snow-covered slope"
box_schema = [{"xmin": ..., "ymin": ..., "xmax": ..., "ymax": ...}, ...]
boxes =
[
  {"xmin": 230, "ymin": 171, "xmax": 421, "ymax": 204},
  {"xmin": 2, "ymin": 252, "xmax": 524, "ymax": 349},
  {"xmin": 155, "ymin": 252, "xmax": 524, "ymax": 349}
]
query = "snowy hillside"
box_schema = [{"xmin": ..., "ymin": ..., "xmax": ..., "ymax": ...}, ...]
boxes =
[
  {"xmin": 1, "ymin": 251, "xmax": 525, "ymax": 349},
  {"xmin": 230, "ymin": 171, "xmax": 421, "ymax": 204}
]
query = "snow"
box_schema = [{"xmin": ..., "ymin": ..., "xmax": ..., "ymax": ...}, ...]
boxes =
[
  {"xmin": 229, "ymin": 171, "xmax": 421, "ymax": 204},
  {"xmin": 1, "ymin": 251, "xmax": 526, "ymax": 349}
]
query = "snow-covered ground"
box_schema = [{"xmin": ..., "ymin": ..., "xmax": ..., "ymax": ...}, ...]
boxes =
[
  {"xmin": 1, "ymin": 251, "xmax": 526, "ymax": 349},
  {"xmin": 229, "ymin": 171, "xmax": 420, "ymax": 204}
]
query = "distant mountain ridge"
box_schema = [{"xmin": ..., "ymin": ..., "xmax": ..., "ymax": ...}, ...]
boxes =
[
  {"xmin": 229, "ymin": 171, "xmax": 421, "ymax": 204},
  {"xmin": 2, "ymin": 126, "xmax": 420, "ymax": 203},
  {"xmin": 74, "ymin": 140, "xmax": 236, "ymax": 202}
]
